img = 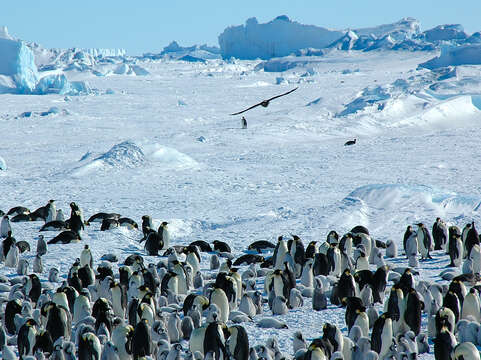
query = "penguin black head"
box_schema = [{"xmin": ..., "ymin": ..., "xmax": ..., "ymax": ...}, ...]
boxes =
[
  {"xmin": 84, "ymin": 245, "xmax": 89, "ymax": 249},
  {"xmin": 277, "ymin": 236, "xmax": 283, "ymax": 242},
  {"xmin": 161, "ymin": 221, "xmax": 168, "ymax": 226},
  {"xmin": 273, "ymin": 269, "xmax": 283, "ymax": 275}
]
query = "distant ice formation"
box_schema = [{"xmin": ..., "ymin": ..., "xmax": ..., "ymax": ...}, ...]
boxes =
[
  {"xmin": 420, "ymin": 44, "xmax": 481, "ymax": 69},
  {"xmin": 219, "ymin": 16, "xmax": 421, "ymax": 59}
]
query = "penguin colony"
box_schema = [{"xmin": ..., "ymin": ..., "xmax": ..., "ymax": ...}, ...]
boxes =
[{"xmin": 0, "ymin": 202, "xmax": 481, "ymax": 360}]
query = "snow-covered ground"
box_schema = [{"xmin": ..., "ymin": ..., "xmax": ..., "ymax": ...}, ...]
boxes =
[{"xmin": 1, "ymin": 43, "xmax": 481, "ymax": 357}]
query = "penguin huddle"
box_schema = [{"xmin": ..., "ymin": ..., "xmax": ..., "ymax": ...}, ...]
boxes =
[{"xmin": 2, "ymin": 203, "xmax": 481, "ymax": 360}]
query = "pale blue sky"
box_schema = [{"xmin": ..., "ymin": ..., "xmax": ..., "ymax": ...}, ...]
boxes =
[{"xmin": 3, "ymin": 1, "xmax": 481, "ymax": 55}]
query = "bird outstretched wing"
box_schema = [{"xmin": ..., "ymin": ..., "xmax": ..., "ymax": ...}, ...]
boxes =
[{"xmin": 230, "ymin": 87, "xmax": 299, "ymax": 115}]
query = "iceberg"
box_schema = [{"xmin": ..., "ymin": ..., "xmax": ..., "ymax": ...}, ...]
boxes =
[
  {"xmin": 219, "ymin": 16, "xmax": 344, "ymax": 60},
  {"xmin": 0, "ymin": 37, "xmax": 39, "ymax": 93}
]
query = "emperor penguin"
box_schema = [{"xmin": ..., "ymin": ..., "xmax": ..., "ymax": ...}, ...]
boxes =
[
  {"xmin": 461, "ymin": 288, "xmax": 480, "ymax": 322},
  {"xmin": 210, "ymin": 287, "xmax": 230, "ymax": 323},
  {"xmin": 452, "ymin": 342, "xmax": 480, "ymax": 360},
  {"xmin": 37, "ymin": 235, "xmax": 48, "ymax": 256},
  {"xmin": 78, "ymin": 332, "xmax": 102, "ymax": 360},
  {"xmin": 371, "ymin": 313, "xmax": 392, "ymax": 358},
  {"xmin": 185, "ymin": 246, "xmax": 201, "ymax": 275},
  {"xmin": 327, "ymin": 243, "xmax": 341, "ymax": 277},
  {"xmin": 353, "ymin": 308, "xmax": 369, "ymax": 337},
  {"xmin": 171, "ymin": 260, "xmax": 188, "ymax": 294},
  {"xmin": 464, "ymin": 222, "xmax": 480, "ymax": 259},
  {"xmin": 33, "ymin": 255, "xmax": 43, "ymax": 274},
  {"xmin": 109, "ymin": 282, "xmax": 125, "ymax": 319},
  {"xmin": 204, "ymin": 321, "xmax": 228, "ymax": 360},
  {"xmin": 434, "ymin": 326, "xmax": 457, "ymax": 360},
  {"xmin": 337, "ymin": 269, "xmax": 357, "ymax": 300},
  {"xmin": 449, "ymin": 226, "xmax": 463, "ymax": 267},
  {"xmin": 443, "ymin": 291, "xmax": 461, "ymax": 323},
  {"xmin": 56, "ymin": 208, "xmax": 65, "ymax": 222},
  {"xmin": 312, "ymin": 278, "xmax": 327, "ymax": 311},
  {"xmin": 433, "ymin": 217, "xmax": 448, "ymax": 250},
  {"xmin": 17, "ymin": 258, "xmax": 29, "ymax": 275},
  {"xmin": 293, "ymin": 331, "xmax": 307, "ymax": 354},
  {"xmin": 227, "ymin": 325, "xmax": 249, "ymax": 360},
  {"xmin": 1, "ymin": 215, "xmax": 12, "ymax": 238},
  {"xmin": 80, "ymin": 245, "xmax": 93, "ymax": 268},
  {"xmin": 304, "ymin": 339, "xmax": 328, "ymax": 360},
  {"xmin": 273, "ymin": 236, "xmax": 288, "ymax": 270},
  {"xmin": 385, "ymin": 240, "xmax": 397, "ymax": 258},
  {"xmin": 288, "ymin": 235, "xmax": 305, "ymax": 278},
  {"xmin": 417, "ymin": 222, "xmax": 433, "ymax": 259},
  {"xmin": 322, "ymin": 323, "xmax": 343, "ymax": 354},
  {"xmin": 354, "ymin": 249, "xmax": 369, "ymax": 271},
  {"xmin": 300, "ymin": 258, "xmax": 314, "ymax": 288},
  {"xmin": 372, "ymin": 265, "xmax": 389, "ymax": 304},
  {"xmin": 74, "ymin": 290, "xmax": 92, "ymax": 323},
  {"xmin": 241, "ymin": 116, "xmax": 247, "ymax": 129},
  {"xmin": 386, "ymin": 285, "xmax": 405, "ymax": 336},
  {"xmin": 111, "ymin": 324, "xmax": 134, "ymax": 360},
  {"xmin": 404, "ymin": 288, "xmax": 423, "ymax": 335},
  {"xmin": 339, "ymin": 233, "xmax": 353, "ymax": 257},
  {"xmin": 101, "ymin": 341, "xmax": 120, "ymax": 360},
  {"xmin": 45, "ymin": 200, "xmax": 57, "ymax": 223},
  {"xmin": 18, "ymin": 318, "xmax": 37, "ymax": 358},
  {"xmin": 5, "ymin": 242, "xmax": 19, "ymax": 268},
  {"xmin": 132, "ymin": 318, "xmax": 151, "ymax": 358},
  {"xmin": 158, "ymin": 221, "xmax": 170, "ymax": 250},
  {"xmin": 161, "ymin": 271, "xmax": 178, "ymax": 297}
]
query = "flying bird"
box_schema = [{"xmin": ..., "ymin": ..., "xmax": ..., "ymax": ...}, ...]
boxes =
[{"xmin": 230, "ymin": 87, "xmax": 299, "ymax": 115}]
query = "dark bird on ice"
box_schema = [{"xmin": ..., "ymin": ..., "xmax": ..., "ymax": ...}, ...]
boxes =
[
  {"xmin": 344, "ymin": 139, "xmax": 356, "ymax": 146},
  {"xmin": 230, "ymin": 87, "xmax": 299, "ymax": 115}
]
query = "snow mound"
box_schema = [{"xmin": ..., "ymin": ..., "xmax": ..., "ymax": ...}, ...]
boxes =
[
  {"xmin": 72, "ymin": 141, "xmax": 146, "ymax": 176},
  {"xmin": 143, "ymin": 144, "xmax": 199, "ymax": 169},
  {"xmin": 328, "ymin": 184, "xmax": 481, "ymax": 232},
  {"xmin": 96, "ymin": 141, "xmax": 146, "ymax": 168},
  {"xmin": 72, "ymin": 142, "xmax": 198, "ymax": 176},
  {"xmin": 219, "ymin": 16, "xmax": 344, "ymax": 60},
  {"xmin": 391, "ymin": 95, "xmax": 481, "ymax": 128},
  {"xmin": 142, "ymin": 41, "xmax": 220, "ymax": 61},
  {"xmin": 113, "ymin": 63, "xmax": 150, "ymax": 76},
  {"xmin": 347, "ymin": 184, "xmax": 481, "ymax": 218},
  {"xmin": 420, "ymin": 44, "xmax": 481, "ymax": 69}
]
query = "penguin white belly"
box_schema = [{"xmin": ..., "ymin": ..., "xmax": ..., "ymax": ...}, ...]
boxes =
[
  {"xmin": 353, "ymin": 312, "xmax": 369, "ymax": 337},
  {"xmin": 211, "ymin": 290, "xmax": 229, "ymax": 323},
  {"xmin": 111, "ymin": 287, "xmax": 125, "ymax": 318},
  {"xmin": 462, "ymin": 293, "xmax": 481, "ymax": 322},
  {"xmin": 186, "ymin": 253, "xmax": 200, "ymax": 275},
  {"xmin": 275, "ymin": 244, "xmax": 288, "ymax": 269},
  {"xmin": 379, "ymin": 318, "xmax": 393, "ymax": 358},
  {"xmin": 189, "ymin": 327, "xmax": 206, "ymax": 356},
  {"xmin": 273, "ymin": 276, "xmax": 285, "ymax": 298}
]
